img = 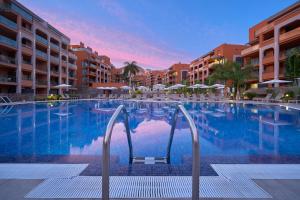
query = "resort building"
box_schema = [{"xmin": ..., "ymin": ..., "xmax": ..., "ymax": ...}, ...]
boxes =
[
  {"xmin": 242, "ymin": 1, "xmax": 300, "ymax": 88},
  {"xmin": 0, "ymin": 0, "xmax": 77, "ymax": 95},
  {"xmin": 164, "ymin": 63, "xmax": 189, "ymax": 85},
  {"xmin": 145, "ymin": 70, "xmax": 165, "ymax": 87},
  {"xmin": 70, "ymin": 42, "xmax": 112, "ymax": 89},
  {"xmin": 190, "ymin": 43, "xmax": 246, "ymax": 85}
]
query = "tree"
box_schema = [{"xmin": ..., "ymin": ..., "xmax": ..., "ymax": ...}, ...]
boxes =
[
  {"xmin": 208, "ymin": 61, "xmax": 254, "ymax": 99},
  {"xmin": 123, "ymin": 61, "xmax": 140, "ymax": 87},
  {"xmin": 286, "ymin": 47, "xmax": 300, "ymax": 83}
]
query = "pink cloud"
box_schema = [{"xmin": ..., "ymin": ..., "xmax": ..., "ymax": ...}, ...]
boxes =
[{"xmin": 30, "ymin": 8, "xmax": 191, "ymax": 69}]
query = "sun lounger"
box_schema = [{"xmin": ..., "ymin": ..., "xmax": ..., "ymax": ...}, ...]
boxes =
[
  {"xmin": 253, "ymin": 93, "xmax": 272, "ymax": 102},
  {"xmin": 270, "ymin": 93, "xmax": 284, "ymax": 103}
]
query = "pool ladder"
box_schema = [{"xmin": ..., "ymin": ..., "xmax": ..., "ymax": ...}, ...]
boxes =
[{"xmin": 102, "ymin": 104, "xmax": 200, "ymax": 200}]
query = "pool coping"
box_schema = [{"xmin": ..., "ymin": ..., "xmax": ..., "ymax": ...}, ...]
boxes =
[{"xmin": 0, "ymin": 98, "xmax": 298, "ymax": 110}]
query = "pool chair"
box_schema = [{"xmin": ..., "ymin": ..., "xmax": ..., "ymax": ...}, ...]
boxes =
[
  {"xmin": 153, "ymin": 93, "xmax": 160, "ymax": 101},
  {"xmin": 199, "ymin": 94, "xmax": 206, "ymax": 101},
  {"xmin": 97, "ymin": 94, "xmax": 105, "ymax": 99},
  {"xmin": 141, "ymin": 94, "xmax": 147, "ymax": 100},
  {"xmin": 60, "ymin": 94, "xmax": 70, "ymax": 100},
  {"xmin": 179, "ymin": 93, "xmax": 187, "ymax": 101},
  {"xmin": 269, "ymin": 92, "xmax": 284, "ymax": 103},
  {"xmin": 253, "ymin": 93, "xmax": 272, "ymax": 102}
]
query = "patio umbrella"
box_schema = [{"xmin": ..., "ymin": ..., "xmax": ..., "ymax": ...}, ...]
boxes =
[
  {"xmin": 120, "ymin": 86, "xmax": 131, "ymax": 90},
  {"xmin": 192, "ymin": 84, "xmax": 205, "ymax": 88},
  {"xmin": 137, "ymin": 86, "xmax": 149, "ymax": 92},
  {"xmin": 54, "ymin": 84, "xmax": 71, "ymax": 88},
  {"xmin": 153, "ymin": 84, "xmax": 165, "ymax": 91},
  {"xmin": 211, "ymin": 84, "xmax": 225, "ymax": 88},
  {"xmin": 170, "ymin": 84, "xmax": 186, "ymax": 89},
  {"xmin": 261, "ymin": 79, "xmax": 292, "ymax": 84}
]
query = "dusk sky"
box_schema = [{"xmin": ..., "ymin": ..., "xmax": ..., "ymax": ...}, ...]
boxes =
[{"xmin": 20, "ymin": 0, "xmax": 298, "ymax": 69}]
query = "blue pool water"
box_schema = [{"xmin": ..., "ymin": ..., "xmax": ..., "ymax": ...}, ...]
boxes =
[{"xmin": 0, "ymin": 100, "xmax": 300, "ymax": 175}]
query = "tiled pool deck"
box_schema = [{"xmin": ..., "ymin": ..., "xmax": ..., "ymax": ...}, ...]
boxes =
[{"xmin": 0, "ymin": 164, "xmax": 300, "ymax": 199}]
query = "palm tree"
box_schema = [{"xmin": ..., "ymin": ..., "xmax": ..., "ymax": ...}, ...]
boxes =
[
  {"xmin": 286, "ymin": 47, "xmax": 300, "ymax": 85},
  {"xmin": 123, "ymin": 61, "xmax": 140, "ymax": 87},
  {"xmin": 208, "ymin": 61, "xmax": 254, "ymax": 99}
]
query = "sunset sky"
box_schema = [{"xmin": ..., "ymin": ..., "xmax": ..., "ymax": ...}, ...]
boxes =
[{"xmin": 20, "ymin": 0, "xmax": 297, "ymax": 69}]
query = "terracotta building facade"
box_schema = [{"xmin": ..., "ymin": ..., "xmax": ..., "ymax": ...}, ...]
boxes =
[
  {"xmin": 0, "ymin": 0, "xmax": 77, "ymax": 95},
  {"xmin": 242, "ymin": 2, "xmax": 300, "ymax": 87},
  {"xmin": 70, "ymin": 42, "xmax": 111, "ymax": 89},
  {"xmin": 190, "ymin": 43, "xmax": 246, "ymax": 85}
]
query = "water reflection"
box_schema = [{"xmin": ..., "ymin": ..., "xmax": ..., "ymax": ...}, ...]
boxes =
[{"xmin": 0, "ymin": 101, "xmax": 299, "ymax": 166}]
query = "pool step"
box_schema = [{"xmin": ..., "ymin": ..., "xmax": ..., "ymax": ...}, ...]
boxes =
[{"xmin": 132, "ymin": 156, "xmax": 168, "ymax": 164}]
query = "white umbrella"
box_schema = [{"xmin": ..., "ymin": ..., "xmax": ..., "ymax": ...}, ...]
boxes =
[
  {"xmin": 54, "ymin": 84, "xmax": 71, "ymax": 88},
  {"xmin": 211, "ymin": 84, "xmax": 225, "ymax": 88},
  {"xmin": 188, "ymin": 85, "xmax": 196, "ymax": 89},
  {"xmin": 192, "ymin": 84, "xmax": 205, "ymax": 88},
  {"xmin": 153, "ymin": 84, "xmax": 165, "ymax": 91},
  {"xmin": 170, "ymin": 84, "xmax": 186, "ymax": 89},
  {"xmin": 120, "ymin": 86, "xmax": 131, "ymax": 90},
  {"xmin": 96, "ymin": 87, "xmax": 104, "ymax": 90},
  {"xmin": 261, "ymin": 79, "xmax": 292, "ymax": 84},
  {"xmin": 137, "ymin": 86, "xmax": 149, "ymax": 92},
  {"xmin": 109, "ymin": 87, "xmax": 117, "ymax": 90}
]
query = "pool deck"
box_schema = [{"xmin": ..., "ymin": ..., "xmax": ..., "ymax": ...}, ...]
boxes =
[
  {"xmin": 0, "ymin": 179, "xmax": 299, "ymax": 200},
  {"xmin": 0, "ymin": 164, "xmax": 300, "ymax": 199}
]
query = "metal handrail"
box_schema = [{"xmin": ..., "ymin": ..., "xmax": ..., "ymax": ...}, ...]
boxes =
[
  {"xmin": 102, "ymin": 105, "xmax": 133, "ymax": 200},
  {"xmin": 166, "ymin": 104, "xmax": 200, "ymax": 200}
]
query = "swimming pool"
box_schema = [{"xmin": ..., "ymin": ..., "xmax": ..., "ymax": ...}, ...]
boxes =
[{"xmin": 0, "ymin": 100, "xmax": 299, "ymax": 176}]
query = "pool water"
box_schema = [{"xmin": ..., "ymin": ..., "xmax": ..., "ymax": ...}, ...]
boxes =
[{"xmin": 0, "ymin": 100, "xmax": 300, "ymax": 175}]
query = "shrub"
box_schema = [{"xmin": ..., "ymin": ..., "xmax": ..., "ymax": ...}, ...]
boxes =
[{"xmin": 47, "ymin": 94, "xmax": 60, "ymax": 100}]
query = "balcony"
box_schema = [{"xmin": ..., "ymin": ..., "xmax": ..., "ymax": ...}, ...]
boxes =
[
  {"xmin": 22, "ymin": 44, "xmax": 33, "ymax": 55},
  {"xmin": 22, "ymin": 61, "xmax": 32, "ymax": 71},
  {"xmin": 0, "ymin": 55, "xmax": 16, "ymax": 67},
  {"xmin": 0, "ymin": 75, "xmax": 16, "ymax": 84},
  {"xmin": 22, "ymin": 78, "xmax": 32, "ymax": 87},
  {"xmin": 241, "ymin": 44, "xmax": 259, "ymax": 56},
  {"xmin": 36, "ymin": 35, "xmax": 48, "ymax": 46},
  {"xmin": 50, "ymin": 69, "xmax": 59, "ymax": 76},
  {"xmin": 279, "ymin": 27, "xmax": 300, "ymax": 44},
  {"xmin": 11, "ymin": 3, "xmax": 33, "ymax": 21},
  {"xmin": 50, "ymin": 82, "xmax": 59, "ymax": 87},
  {"xmin": 61, "ymin": 60, "xmax": 68, "ymax": 67},
  {"xmin": 261, "ymin": 38, "xmax": 274, "ymax": 47},
  {"xmin": 90, "ymin": 64, "xmax": 97, "ymax": 69},
  {"xmin": 50, "ymin": 43, "xmax": 60, "ymax": 51},
  {"xmin": 68, "ymin": 63, "xmax": 77, "ymax": 69},
  {"xmin": 262, "ymin": 71, "xmax": 274, "ymax": 80},
  {"xmin": 36, "ymin": 50, "xmax": 48, "ymax": 60},
  {"xmin": 69, "ymin": 73, "xmax": 76, "ymax": 79},
  {"xmin": 0, "ymin": 15, "xmax": 17, "ymax": 30},
  {"xmin": 36, "ymin": 79, "xmax": 48, "ymax": 86},
  {"xmin": 50, "ymin": 56, "xmax": 59, "ymax": 64},
  {"xmin": 0, "ymin": 35, "xmax": 17, "ymax": 48},
  {"xmin": 262, "ymin": 55, "xmax": 274, "ymax": 65},
  {"xmin": 36, "ymin": 66, "xmax": 48, "ymax": 74},
  {"xmin": 68, "ymin": 52, "xmax": 76, "ymax": 59}
]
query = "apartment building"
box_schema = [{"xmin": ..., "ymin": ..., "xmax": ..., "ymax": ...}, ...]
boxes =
[
  {"xmin": 164, "ymin": 63, "xmax": 189, "ymax": 85},
  {"xmin": 190, "ymin": 43, "xmax": 246, "ymax": 85},
  {"xmin": 242, "ymin": 2, "xmax": 300, "ymax": 88},
  {"xmin": 145, "ymin": 70, "xmax": 165, "ymax": 87},
  {"xmin": 70, "ymin": 42, "xmax": 111, "ymax": 89},
  {"xmin": 0, "ymin": 0, "xmax": 77, "ymax": 95}
]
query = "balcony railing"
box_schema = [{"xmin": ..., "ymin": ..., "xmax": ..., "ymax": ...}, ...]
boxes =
[
  {"xmin": 241, "ymin": 44, "xmax": 259, "ymax": 56},
  {"xmin": 11, "ymin": 3, "xmax": 33, "ymax": 21},
  {"xmin": 36, "ymin": 50, "xmax": 48, "ymax": 60},
  {"xmin": 0, "ymin": 55, "xmax": 16, "ymax": 64},
  {"xmin": 0, "ymin": 75, "xmax": 16, "ymax": 82},
  {"xmin": 50, "ymin": 56, "xmax": 59, "ymax": 63},
  {"xmin": 50, "ymin": 82, "xmax": 59, "ymax": 86},
  {"xmin": 50, "ymin": 43, "xmax": 60, "ymax": 50},
  {"xmin": 36, "ymin": 80, "xmax": 47, "ymax": 85},
  {"xmin": 36, "ymin": 35, "xmax": 48, "ymax": 45},
  {"xmin": 0, "ymin": 35, "xmax": 17, "ymax": 48},
  {"xmin": 0, "ymin": 15, "xmax": 17, "ymax": 30},
  {"xmin": 36, "ymin": 66, "xmax": 47, "ymax": 72},
  {"xmin": 68, "ymin": 63, "xmax": 77, "ymax": 69}
]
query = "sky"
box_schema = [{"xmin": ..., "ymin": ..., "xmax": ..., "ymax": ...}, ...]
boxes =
[{"xmin": 19, "ymin": 0, "xmax": 298, "ymax": 69}]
